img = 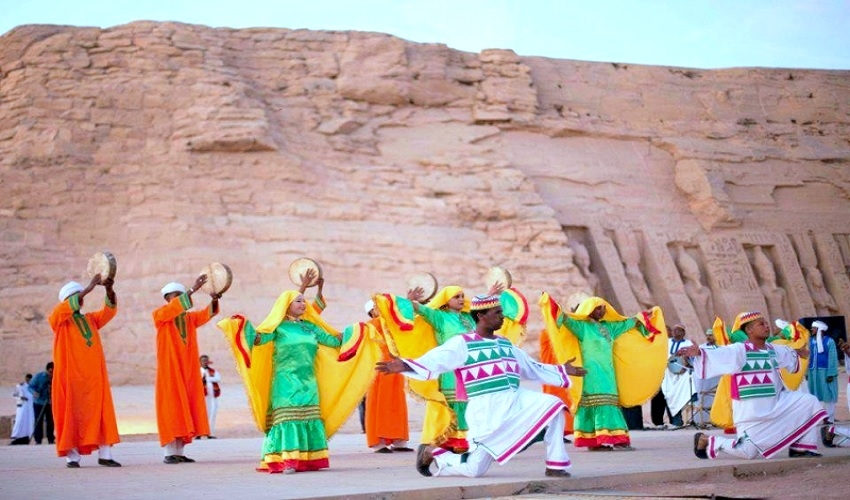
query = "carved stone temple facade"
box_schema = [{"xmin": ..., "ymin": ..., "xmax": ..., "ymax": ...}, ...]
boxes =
[{"xmin": 1, "ymin": 23, "xmax": 848, "ymax": 382}]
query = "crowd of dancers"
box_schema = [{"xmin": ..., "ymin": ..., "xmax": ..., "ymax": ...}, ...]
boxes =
[{"xmin": 20, "ymin": 265, "xmax": 850, "ymax": 477}]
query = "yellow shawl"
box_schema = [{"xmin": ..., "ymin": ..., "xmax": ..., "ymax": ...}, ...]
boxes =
[
  {"xmin": 217, "ymin": 290, "xmax": 379, "ymax": 436},
  {"xmin": 539, "ymin": 293, "xmax": 668, "ymax": 412}
]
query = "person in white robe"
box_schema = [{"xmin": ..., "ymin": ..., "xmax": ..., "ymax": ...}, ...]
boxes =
[
  {"xmin": 658, "ymin": 324, "xmax": 695, "ymax": 428},
  {"xmin": 10, "ymin": 374, "xmax": 35, "ymax": 445},
  {"xmin": 693, "ymin": 329, "xmax": 720, "ymax": 428},
  {"xmin": 680, "ymin": 311, "xmax": 826, "ymax": 460},
  {"xmin": 200, "ymin": 355, "xmax": 222, "ymax": 438},
  {"xmin": 376, "ymin": 294, "xmax": 585, "ymax": 478}
]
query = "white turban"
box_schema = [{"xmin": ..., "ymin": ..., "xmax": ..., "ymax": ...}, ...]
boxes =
[
  {"xmin": 774, "ymin": 319, "xmax": 789, "ymax": 330},
  {"xmin": 58, "ymin": 281, "xmax": 84, "ymax": 302},
  {"xmin": 364, "ymin": 299, "xmax": 375, "ymax": 314},
  {"xmin": 161, "ymin": 282, "xmax": 187, "ymax": 297},
  {"xmin": 812, "ymin": 320, "xmax": 828, "ymax": 354}
]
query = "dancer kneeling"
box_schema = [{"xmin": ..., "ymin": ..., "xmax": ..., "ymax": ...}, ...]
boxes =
[
  {"xmin": 680, "ymin": 311, "xmax": 826, "ymax": 460},
  {"xmin": 377, "ymin": 294, "xmax": 586, "ymax": 478}
]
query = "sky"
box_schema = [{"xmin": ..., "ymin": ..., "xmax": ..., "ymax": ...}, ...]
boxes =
[{"xmin": 1, "ymin": 0, "xmax": 849, "ymax": 70}]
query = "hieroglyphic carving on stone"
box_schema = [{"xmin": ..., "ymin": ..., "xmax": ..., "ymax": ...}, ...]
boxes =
[
  {"xmin": 813, "ymin": 233, "xmax": 850, "ymax": 319},
  {"xmin": 673, "ymin": 243, "xmax": 716, "ymax": 329},
  {"xmin": 587, "ymin": 227, "xmax": 639, "ymax": 313},
  {"xmin": 739, "ymin": 233, "xmax": 813, "ymax": 320},
  {"xmin": 610, "ymin": 229, "xmax": 655, "ymax": 310},
  {"xmin": 748, "ymin": 245, "xmax": 791, "ymax": 323},
  {"xmin": 789, "ymin": 233, "xmax": 840, "ymax": 316},
  {"xmin": 699, "ymin": 237, "xmax": 765, "ymax": 321},
  {"xmin": 568, "ymin": 237, "xmax": 600, "ymax": 295}
]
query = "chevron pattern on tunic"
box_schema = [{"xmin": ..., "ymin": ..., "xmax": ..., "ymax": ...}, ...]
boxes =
[
  {"xmin": 733, "ymin": 349, "xmax": 778, "ymax": 400},
  {"xmin": 458, "ymin": 333, "xmax": 520, "ymax": 397}
]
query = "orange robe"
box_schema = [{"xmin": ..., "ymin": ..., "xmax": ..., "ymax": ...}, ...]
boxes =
[
  {"xmin": 153, "ymin": 293, "xmax": 217, "ymax": 446},
  {"xmin": 48, "ymin": 294, "xmax": 120, "ymax": 457},
  {"xmin": 540, "ymin": 328, "xmax": 574, "ymax": 435},
  {"xmin": 365, "ymin": 317, "xmax": 409, "ymax": 447}
]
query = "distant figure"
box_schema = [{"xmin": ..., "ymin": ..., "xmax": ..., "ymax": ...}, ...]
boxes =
[
  {"xmin": 651, "ymin": 324, "xmax": 694, "ymax": 428},
  {"xmin": 200, "ymin": 355, "xmax": 222, "ymax": 439},
  {"xmin": 807, "ymin": 321, "xmax": 838, "ymax": 423},
  {"xmin": 693, "ymin": 330, "xmax": 720, "ymax": 428},
  {"xmin": 28, "ymin": 362, "xmax": 54, "ymax": 445},
  {"xmin": 11, "ymin": 374, "xmax": 34, "ymax": 445}
]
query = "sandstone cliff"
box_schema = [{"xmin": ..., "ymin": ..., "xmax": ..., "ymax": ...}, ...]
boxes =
[{"xmin": 1, "ymin": 22, "xmax": 849, "ymax": 383}]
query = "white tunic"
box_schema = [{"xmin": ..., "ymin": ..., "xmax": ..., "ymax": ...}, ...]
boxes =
[
  {"xmin": 693, "ymin": 341, "xmax": 826, "ymax": 458},
  {"xmin": 404, "ymin": 333, "xmax": 571, "ymax": 464},
  {"xmin": 661, "ymin": 338, "xmax": 695, "ymax": 415},
  {"xmin": 11, "ymin": 383, "xmax": 35, "ymax": 440}
]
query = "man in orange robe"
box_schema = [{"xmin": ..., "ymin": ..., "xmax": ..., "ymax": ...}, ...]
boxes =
[
  {"xmin": 153, "ymin": 275, "xmax": 220, "ymax": 464},
  {"xmin": 48, "ymin": 275, "xmax": 121, "ymax": 468},
  {"xmin": 364, "ymin": 300, "xmax": 412, "ymax": 453}
]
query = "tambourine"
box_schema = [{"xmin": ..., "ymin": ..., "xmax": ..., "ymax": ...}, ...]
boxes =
[
  {"xmin": 289, "ymin": 258, "xmax": 322, "ymax": 288},
  {"xmin": 485, "ymin": 266, "xmax": 512, "ymax": 291},
  {"xmin": 406, "ymin": 272, "xmax": 438, "ymax": 302},
  {"xmin": 86, "ymin": 251, "xmax": 117, "ymax": 280},
  {"xmin": 199, "ymin": 262, "xmax": 232, "ymax": 295},
  {"xmin": 667, "ymin": 355, "xmax": 688, "ymax": 375}
]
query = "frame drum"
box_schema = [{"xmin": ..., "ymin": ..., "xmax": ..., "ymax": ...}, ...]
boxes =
[
  {"xmin": 199, "ymin": 262, "xmax": 233, "ymax": 295},
  {"xmin": 667, "ymin": 355, "xmax": 688, "ymax": 375},
  {"xmin": 485, "ymin": 266, "xmax": 512, "ymax": 291},
  {"xmin": 406, "ymin": 272, "xmax": 438, "ymax": 302},
  {"xmin": 86, "ymin": 251, "xmax": 117, "ymax": 280},
  {"xmin": 288, "ymin": 258, "xmax": 322, "ymax": 288}
]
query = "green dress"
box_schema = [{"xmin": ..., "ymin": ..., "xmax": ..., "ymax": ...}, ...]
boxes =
[
  {"xmin": 248, "ymin": 319, "xmax": 341, "ymax": 472},
  {"xmin": 559, "ymin": 315, "xmax": 638, "ymax": 447},
  {"xmin": 415, "ymin": 305, "xmax": 473, "ymax": 434}
]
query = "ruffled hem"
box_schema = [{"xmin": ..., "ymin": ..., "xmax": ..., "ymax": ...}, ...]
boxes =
[
  {"xmin": 257, "ymin": 457, "xmax": 329, "ymax": 473},
  {"xmin": 262, "ymin": 417, "xmax": 328, "ymax": 456}
]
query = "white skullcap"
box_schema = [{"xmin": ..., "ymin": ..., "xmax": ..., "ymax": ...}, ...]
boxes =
[
  {"xmin": 811, "ymin": 320, "xmax": 828, "ymax": 332},
  {"xmin": 58, "ymin": 281, "xmax": 84, "ymax": 302},
  {"xmin": 364, "ymin": 299, "xmax": 375, "ymax": 314},
  {"xmin": 161, "ymin": 282, "xmax": 187, "ymax": 297},
  {"xmin": 774, "ymin": 319, "xmax": 789, "ymax": 330}
]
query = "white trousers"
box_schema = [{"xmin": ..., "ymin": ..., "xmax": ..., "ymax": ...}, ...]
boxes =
[
  {"xmin": 164, "ymin": 439, "xmax": 186, "ymax": 457},
  {"xmin": 205, "ymin": 395, "xmax": 219, "ymax": 436},
  {"xmin": 831, "ymin": 425, "xmax": 850, "ymax": 447},
  {"xmin": 66, "ymin": 445, "xmax": 113, "ymax": 463},
  {"xmin": 708, "ymin": 424, "xmax": 819, "ymax": 459},
  {"xmin": 434, "ymin": 410, "xmax": 570, "ymax": 477}
]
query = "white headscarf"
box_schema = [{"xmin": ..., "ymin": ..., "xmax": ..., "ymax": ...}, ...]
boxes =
[
  {"xmin": 812, "ymin": 320, "xmax": 828, "ymax": 354},
  {"xmin": 161, "ymin": 282, "xmax": 187, "ymax": 297},
  {"xmin": 58, "ymin": 281, "xmax": 84, "ymax": 302},
  {"xmin": 364, "ymin": 299, "xmax": 375, "ymax": 314}
]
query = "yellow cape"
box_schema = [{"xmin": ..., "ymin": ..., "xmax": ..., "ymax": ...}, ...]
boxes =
[
  {"xmin": 372, "ymin": 292, "xmax": 458, "ymax": 445},
  {"xmin": 217, "ymin": 290, "xmax": 380, "ymax": 436},
  {"xmin": 709, "ymin": 315, "xmax": 810, "ymax": 429},
  {"xmin": 538, "ymin": 293, "xmax": 668, "ymax": 412}
]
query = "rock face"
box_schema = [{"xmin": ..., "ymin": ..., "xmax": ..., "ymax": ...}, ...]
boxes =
[{"xmin": 1, "ymin": 22, "xmax": 849, "ymax": 384}]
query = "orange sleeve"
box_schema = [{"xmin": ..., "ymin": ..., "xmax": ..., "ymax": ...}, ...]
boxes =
[
  {"xmin": 88, "ymin": 298, "xmax": 118, "ymax": 329},
  {"xmin": 187, "ymin": 301, "xmax": 219, "ymax": 328},
  {"xmin": 153, "ymin": 293, "xmax": 192, "ymax": 324},
  {"xmin": 48, "ymin": 299, "xmax": 76, "ymax": 331}
]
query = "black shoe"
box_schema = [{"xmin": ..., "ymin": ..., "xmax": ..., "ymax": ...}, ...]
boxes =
[
  {"xmin": 415, "ymin": 444, "xmax": 434, "ymax": 477},
  {"xmin": 207, "ymin": 435, "xmax": 217, "ymax": 439},
  {"xmin": 163, "ymin": 455, "xmax": 180, "ymax": 464},
  {"xmin": 391, "ymin": 446, "xmax": 414, "ymax": 452},
  {"xmin": 545, "ymin": 468, "xmax": 571, "ymax": 477},
  {"xmin": 693, "ymin": 432, "xmax": 708, "ymax": 459},
  {"xmin": 789, "ymin": 449, "xmax": 822, "ymax": 458},
  {"xmin": 66, "ymin": 461, "xmax": 80, "ymax": 468},
  {"xmin": 98, "ymin": 459, "xmax": 122, "ymax": 467},
  {"xmin": 821, "ymin": 426, "xmax": 836, "ymax": 448},
  {"xmin": 374, "ymin": 447, "xmax": 392, "ymax": 454},
  {"xmin": 175, "ymin": 455, "xmax": 195, "ymax": 463}
]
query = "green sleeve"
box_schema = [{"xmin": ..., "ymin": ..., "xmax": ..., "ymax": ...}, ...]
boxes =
[
  {"xmin": 311, "ymin": 323, "xmax": 342, "ymax": 348},
  {"xmin": 416, "ymin": 305, "xmax": 445, "ymax": 331},
  {"xmin": 558, "ymin": 314, "xmax": 586, "ymax": 341},
  {"xmin": 250, "ymin": 321, "xmax": 275, "ymax": 346},
  {"xmin": 605, "ymin": 317, "xmax": 638, "ymax": 340}
]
